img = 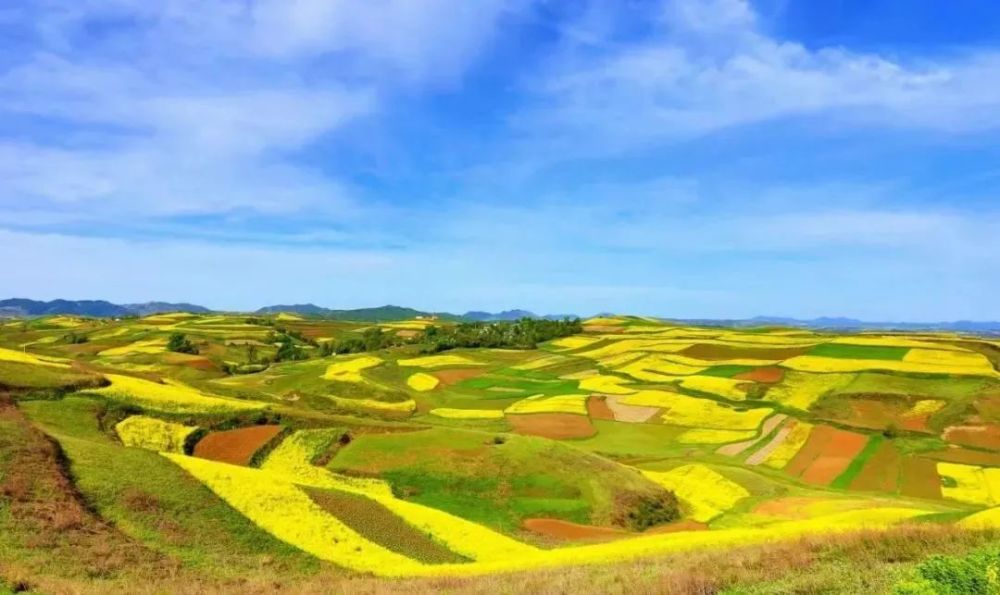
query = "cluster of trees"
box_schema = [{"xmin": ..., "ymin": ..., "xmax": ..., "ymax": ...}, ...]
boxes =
[
  {"xmin": 62, "ymin": 332, "xmax": 88, "ymax": 344},
  {"xmin": 167, "ymin": 332, "xmax": 199, "ymax": 354},
  {"xmin": 319, "ymin": 327, "xmax": 404, "ymax": 356},
  {"xmin": 418, "ymin": 318, "xmax": 583, "ymax": 352}
]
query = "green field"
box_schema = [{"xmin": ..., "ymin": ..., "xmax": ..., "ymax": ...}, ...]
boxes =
[{"xmin": 3, "ymin": 312, "xmax": 1000, "ymax": 592}]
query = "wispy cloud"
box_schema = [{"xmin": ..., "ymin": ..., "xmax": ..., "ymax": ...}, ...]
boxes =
[
  {"xmin": 516, "ymin": 0, "xmax": 1000, "ymax": 156},
  {"xmin": 2, "ymin": 0, "xmax": 1000, "ymax": 319}
]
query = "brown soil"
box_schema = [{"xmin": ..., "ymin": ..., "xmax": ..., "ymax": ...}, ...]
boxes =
[
  {"xmin": 745, "ymin": 422, "xmax": 795, "ymax": 466},
  {"xmin": 181, "ymin": 357, "xmax": 216, "ymax": 371},
  {"xmin": 193, "ymin": 425, "xmax": 283, "ymax": 465},
  {"xmin": 433, "ymin": 368, "xmax": 485, "ymax": 386},
  {"xmin": 719, "ymin": 414, "xmax": 787, "ymax": 457},
  {"xmin": 644, "ymin": 519, "xmax": 709, "ymax": 534},
  {"xmin": 899, "ymin": 413, "xmax": 932, "ymax": 433},
  {"xmin": 849, "ymin": 441, "xmax": 901, "ymax": 493},
  {"xmin": 508, "ymin": 413, "xmax": 596, "ymax": 440},
  {"xmin": 586, "ymin": 395, "xmax": 616, "ymax": 421},
  {"xmin": 734, "ymin": 367, "xmax": 785, "ymax": 383},
  {"xmin": 943, "ymin": 424, "xmax": 1000, "ymax": 450},
  {"xmin": 680, "ymin": 344, "xmax": 808, "ymax": 362},
  {"xmin": 395, "ymin": 330, "xmax": 420, "ymax": 339},
  {"xmin": 0, "ymin": 402, "xmax": 167, "ymax": 585},
  {"xmin": 523, "ymin": 518, "xmax": 628, "ymax": 542},
  {"xmin": 606, "ymin": 395, "xmax": 660, "ymax": 423},
  {"xmin": 973, "ymin": 394, "xmax": 1000, "ymax": 420},
  {"xmin": 785, "ymin": 425, "xmax": 868, "ymax": 485},
  {"xmin": 798, "ymin": 428, "xmax": 868, "ymax": 486},
  {"xmin": 899, "ymin": 457, "xmax": 942, "ymax": 500},
  {"xmin": 843, "ymin": 400, "xmax": 898, "ymax": 431},
  {"xmin": 752, "ymin": 497, "xmax": 819, "ymax": 519}
]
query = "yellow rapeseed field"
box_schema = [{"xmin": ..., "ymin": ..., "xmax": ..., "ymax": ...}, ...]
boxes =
[
  {"xmin": 0, "ymin": 346, "xmax": 70, "ymax": 367},
  {"xmin": 905, "ymin": 399, "xmax": 945, "ymax": 417},
  {"xmin": 505, "ymin": 394, "xmax": 589, "ymax": 415},
  {"xmin": 322, "ymin": 355, "xmax": 382, "ymax": 382},
  {"xmin": 115, "ymin": 415, "xmax": 198, "ymax": 453},
  {"xmin": 664, "ymin": 353, "xmax": 781, "ymax": 367},
  {"xmin": 937, "ymin": 462, "xmax": 1000, "ymax": 506},
  {"xmin": 98, "ymin": 338, "xmax": 168, "ymax": 356},
  {"xmin": 574, "ymin": 339, "xmax": 690, "ymax": 361},
  {"xmin": 429, "ymin": 408, "xmax": 505, "ymax": 420},
  {"xmin": 577, "ymin": 374, "xmax": 635, "ymax": 395},
  {"xmin": 829, "ymin": 336, "xmax": 968, "ymax": 351},
  {"xmin": 678, "ymin": 376, "xmax": 750, "ymax": 401},
  {"xmin": 781, "ymin": 354, "xmax": 998, "ymax": 377},
  {"xmin": 513, "ymin": 354, "xmax": 567, "ymax": 371},
  {"xmin": 618, "ymin": 355, "xmax": 705, "ymax": 379},
  {"xmin": 406, "ymin": 372, "xmax": 440, "ymax": 392},
  {"xmin": 164, "ymin": 454, "xmax": 429, "ymax": 574},
  {"xmin": 92, "ymin": 374, "xmax": 266, "ymax": 413},
  {"xmin": 960, "ymin": 506, "xmax": 1000, "ymax": 529},
  {"xmin": 903, "ymin": 348, "xmax": 994, "ymax": 368},
  {"xmin": 642, "ymin": 464, "xmax": 750, "ymax": 522},
  {"xmin": 620, "ymin": 390, "xmax": 772, "ymax": 430},
  {"xmin": 763, "ymin": 371, "xmax": 853, "ymax": 411},
  {"xmin": 250, "ymin": 440, "xmax": 538, "ymax": 562},
  {"xmin": 549, "ymin": 336, "xmax": 601, "ymax": 350},
  {"xmin": 261, "ymin": 430, "xmax": 395, "ymax": 497},
  {"xmin": 762, "ymin": 421, "xmax": 814, "ymax": 469},
  {"xmin": 397, "ymin": 354, "xmax": 483, "ymax": 368}
]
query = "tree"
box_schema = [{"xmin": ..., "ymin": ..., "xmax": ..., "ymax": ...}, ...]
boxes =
[
  {"xmin": 246, "ymin": 343, "xmax": 258, "ymax": 363},
  {"xmin": 167, "ymin": 332, "xmax": 198, "ymax": 354}
]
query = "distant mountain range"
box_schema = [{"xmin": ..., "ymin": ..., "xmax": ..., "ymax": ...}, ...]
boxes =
[
  {"xmin": 672, "ymin": 316, "xmax": 1000, "ymax": 334},
  {"xmin": 0, "ymin": 298, "xmax": 209, "ymax": 318},
  {"xmin": 2, "ymin": 298, "xmax": 999, "ymax": 332},
  {"xmin": 254, "ymin": 304, "xmax": 465, "ymax": 322}
]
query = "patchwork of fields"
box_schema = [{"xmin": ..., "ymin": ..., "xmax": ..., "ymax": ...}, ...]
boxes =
[{"xmin": 3, "ymin": 312, "xmax": 1000, "ymax": 591}]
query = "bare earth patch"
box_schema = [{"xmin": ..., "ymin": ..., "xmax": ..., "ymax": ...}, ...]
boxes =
[
  {"xmin": 899, "ymin": 456, "xmax": 942, "ymax": 500},
  {"xmin": 586, "ymin": 396, "xmax": 616, "ymax": 421},
  {"xmin": 523, "ymin": 518, "xmax": 628, "ymax": 542},
  {"xmin": 734, "ymin": 367, "xmax": 785, "ymax": 383},
  {"xmin": 849, "ymin": 440, "xmax": 901, "ymax": 493},
  {"xmin": 606, "ymin": 395, "xmax": 660, "ymax": 423},
  {"xmin": 745, "ymin": 423, "xmax": 794, "ymax": 466},
  {"xmin": 718, "ymin": 414, "xmax": 787, "ymax": 457},
  {"xmin": 943, "ymin": 424, "xmax": 1000, "ymax": 450},
  {"xmin": 433, "ymin": 368, "xmax": 486, "ymax": 385},
  {"xmin": 508, "ymin": 413, "xmax": 596, "ymax": 440},
  {"xmin": 193, "ymin": 425, "xmax": 283, "ymax": 465}
]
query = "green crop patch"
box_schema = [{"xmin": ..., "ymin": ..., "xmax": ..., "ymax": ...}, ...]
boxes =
[
  {"xmin": 700, "ymin": 365, "xmax": 756, "ymax": 378},
  {"xmin": 808, "ymin": 343, "xmax": 910, "ymax": 361},
  {"xmin": 306, "ymin": 487, "xmax": 468, "ymax": 564}
]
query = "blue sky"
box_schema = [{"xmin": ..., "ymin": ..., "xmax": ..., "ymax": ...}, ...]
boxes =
[{"xmin": 2, "ymin": 0, "xmax": 999, "ymax": 320}]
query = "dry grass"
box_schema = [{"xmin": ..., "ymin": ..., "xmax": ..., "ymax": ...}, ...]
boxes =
[
  {"xmin": 31, "ymin": 524, "xmax": 997, "ymax": 594},
  {"xmin": 0, "ymin": 398, "xmax": 173, "ymax": 591}
]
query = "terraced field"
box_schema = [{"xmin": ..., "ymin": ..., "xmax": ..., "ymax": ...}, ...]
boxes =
[{"xmin": 3, "ymin": 312, "xmax": 1000, "ymax": 592}]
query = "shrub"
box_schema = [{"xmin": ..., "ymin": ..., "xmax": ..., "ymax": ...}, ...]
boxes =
[
  {"xmin": 615, "ymin": 491, "xmax": 681, "ymax": 531},
  {"xmin": 894, "ymin": 547, "xmax": 1000, "ymax": 595},
  {"xmin": 167, "ymin": 332, "xmax": 198, "ymax": 355}
]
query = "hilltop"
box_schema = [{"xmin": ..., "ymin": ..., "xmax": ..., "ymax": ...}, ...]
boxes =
[{"xmin": 2, "ymin": 312, "xmax": 1000, "ymax": 592}]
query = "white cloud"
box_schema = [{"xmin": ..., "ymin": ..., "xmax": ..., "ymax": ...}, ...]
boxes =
[
  {"xmin": 0, "ymin": 0, "xmax": 519, "ymax": 221},
  {"xmin": 517, "ymin": 0, "xmax": 1000, "ymax": 155}
]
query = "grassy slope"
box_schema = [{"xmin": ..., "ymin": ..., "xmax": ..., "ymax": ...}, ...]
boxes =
[
  {"xmin": 328, "ymin": 426, "xmax": 672, "ymax": 532},
  {"xmin": 17, "ymin": 396, "xmax": 324, "ymax": 579}
]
